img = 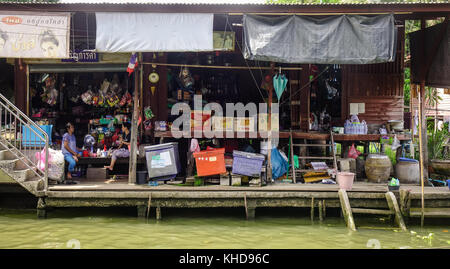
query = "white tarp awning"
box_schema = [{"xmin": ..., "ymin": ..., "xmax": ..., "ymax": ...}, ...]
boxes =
[
  {"xmin": 0, "ymin": 12, "xmax": 70, "ymax": 58},
  {"xmin": 95, "ymin": 12, "xmax": 214, "ymax": 52}
]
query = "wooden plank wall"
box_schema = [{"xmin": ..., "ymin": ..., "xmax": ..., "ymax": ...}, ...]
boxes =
[{"xmin": 341, "ymin": 24, "xmax": 405, "ymax": 125}]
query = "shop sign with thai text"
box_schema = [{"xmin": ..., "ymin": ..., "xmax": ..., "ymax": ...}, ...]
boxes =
[
  {"xmin": 61, "ymin": 50, "xmax": 99, "ymax": 62},
  {"xmin": 0, "ymin": 12, "xmax": 70, "ymax": 58}
]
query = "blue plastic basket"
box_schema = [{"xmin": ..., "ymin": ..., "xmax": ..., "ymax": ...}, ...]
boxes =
[
  {"xmin": 22, "ymin": 125, "xmax": 52, "ymax": 147},
  {"xmin": 232, "ymin": 150, "xmax": 265, "ymax": 177},
  {"xmin": 447, "ymin": 180, "xmax": 450, "ymax": 191}
]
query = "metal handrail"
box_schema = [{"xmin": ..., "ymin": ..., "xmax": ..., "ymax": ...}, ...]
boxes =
[{"xmin": 0, "ymin": 93, "xmax": 49, "ymax": 192}]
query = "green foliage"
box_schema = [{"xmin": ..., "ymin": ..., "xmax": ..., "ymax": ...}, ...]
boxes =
[{"xmin": 428, "ymin": 123, "xmax": 449, "ymax": 160}]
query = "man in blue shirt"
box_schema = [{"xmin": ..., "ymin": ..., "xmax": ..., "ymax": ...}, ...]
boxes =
[{"xmin": 62, "ymin": 122, "xmax": 81, "ymax": 181}]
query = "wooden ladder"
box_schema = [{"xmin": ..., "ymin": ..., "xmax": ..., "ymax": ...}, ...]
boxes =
[
  {"xmin": 338, "ymin": 189, "xmax": 407, "ymax": 231},
  {"xmin": 290, "ymin": 130, "xmax": 338, "ymax": 183}
]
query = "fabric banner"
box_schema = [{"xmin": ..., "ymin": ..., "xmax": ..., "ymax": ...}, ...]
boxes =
[
  {"xmin": 410, "ymin": 22, "xmax": 450, "ymax": 88},
  {"xmin": 243, "ymin": 14, "xmax": 397, "ymax": 64},
  {"xmin": 95, "ymin": 13, "xmax": 213, "ymax": 52},
  {"xmin": 0, "ymin": 12, "xmax": 70, "ymax": 58}
]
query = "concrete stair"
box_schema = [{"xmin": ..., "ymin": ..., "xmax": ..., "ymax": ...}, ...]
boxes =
[{"xmin": 0, "ymin": 147, "xmax": 44, "ymax": 196}]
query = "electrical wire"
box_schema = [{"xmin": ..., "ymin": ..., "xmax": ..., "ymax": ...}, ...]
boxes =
[
  {"xmin": 225, "ymin": 17, "xmax": 266, "ymax": 102},
  {"xmin": 278, "ymin": 66, "xmax": 330, "ymax": 107}
]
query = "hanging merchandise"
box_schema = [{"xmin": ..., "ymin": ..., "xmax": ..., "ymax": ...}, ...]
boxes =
[
  {"xmin": 81, "ymin": 90, "xmax": 94, "ymax": 105},
  {"xmin": 149, "ymin": 72, "xmax": 159, "ymax": 84},
  {"xmin": 107, "ymin": 95, "xmax": 120, "ymax": 107},
  {"xmin": 260, "ymin": 74, "xmax": 272, "ymax": 91},
  {"xmin": 413, "ymin": 110, "xmax": 419, "ymax": 135},
  {"xmin": 325, "ymin": 80, "xmax": 338, "ymax": 99},
  {"xmin": 144, "ymin": 106, "xmax": 154, "ymax": 120},
  {"xmin": 273, "ymin": 72, "xmax": 288, "ymax": 101},
  {"xmin": 348, "ymin": 143, "xmax": 361, "ymax": 159},
  {"xmin": 41, "ymin": 76, "xmax": 58, "ymax": 106},
  {"xmin": 391, "ymin": 135, "xmax": 401, "ymax": 151}
]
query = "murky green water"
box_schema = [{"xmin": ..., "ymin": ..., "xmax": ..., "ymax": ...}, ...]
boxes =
[{"xmin": 1, "ymin": 208, "xmax": 449, "ymax": 249}]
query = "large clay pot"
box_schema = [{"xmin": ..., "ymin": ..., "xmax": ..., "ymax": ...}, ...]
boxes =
[
  {"xmin": 430, "ymin": 160, "xmax": 450, "ymax": 176},
  {"xmin": 396, "ymin": 159, "xmax": 420, "ymax": 184},
  {"xmin": 365, "ymin": 154, "xmax": 391, "ymax": 183}
]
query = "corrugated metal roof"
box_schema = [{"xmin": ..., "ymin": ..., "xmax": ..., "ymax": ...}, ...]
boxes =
[{"xmin": 0, "ymin": 0, "xmax": 449, "ymax": 5}]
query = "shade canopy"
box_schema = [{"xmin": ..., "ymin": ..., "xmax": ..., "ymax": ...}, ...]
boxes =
[
  {"xmin": 243, "ymin": 14, "xmax": 397, "ymax": 64},
  {"xmin": 410, "ymin": 22, "xmax": 450, "ymax": 88},
  {"xmin": 95, "ymin": 12, "xmax": 214, "ymax": 53}
]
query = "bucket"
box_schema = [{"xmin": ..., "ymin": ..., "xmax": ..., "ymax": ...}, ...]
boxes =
[
  {"xmin": 136, "ymin": 171, "xmax": 148, "ymax": 185},
  {"xmin": 336, "ymin": 172, "xmax": 355, "ymax": 190}
]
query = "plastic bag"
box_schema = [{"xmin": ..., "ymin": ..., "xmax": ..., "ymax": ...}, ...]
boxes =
[
  {"xmin": 35, "ymin": 148, "xmax": 64, "ymax": 182},
  {"xmin": 271, "ymin": 148, "xmax": 288, "ymax": 179},
  {"xmin": 348, "ymin": 143, "xmax": 361, "ymax": 159},
  {"xmin": 391, "ymin": 135, "xmax": 401, "ymax": 151}
]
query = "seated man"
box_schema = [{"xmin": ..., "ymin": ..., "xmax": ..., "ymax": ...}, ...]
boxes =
[
  {"xmin": 62, "ymin": 122, "xmax": 82, "ymax": 183},
  {"xmin": 104, "ymin": 122, "xmax": 131, "ymax": 171}
]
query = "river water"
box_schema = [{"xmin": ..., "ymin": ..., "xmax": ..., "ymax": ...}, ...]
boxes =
[{"xmin": 1, "ymin": 208, "xmax": 449, "ymax": 249}]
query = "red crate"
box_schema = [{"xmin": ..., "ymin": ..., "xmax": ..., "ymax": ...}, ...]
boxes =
[{"xmin": 193, "ymin": 148, "xmax": 226, "ymax": 177}]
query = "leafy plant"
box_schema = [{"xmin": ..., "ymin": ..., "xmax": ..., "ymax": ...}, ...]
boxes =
[{"xmin": 428, "ymin": 124, "xmax": 449, "ymax": 160}]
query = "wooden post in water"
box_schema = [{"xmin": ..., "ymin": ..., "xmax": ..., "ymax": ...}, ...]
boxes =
[
  {"xmin": 310, "ymin": 197, "xmax": 315, "ymax": 222},
  {"xmin": 156, "ymin": 206, "xmax": 162, "ymax": 220},
  {"xmin": 128, "ymin": 53, "xmax": 140, "ymax": 185},
  {"xmin": 338, "ymin": 189, "xmax": 356, "ymax": 231},
  {"xmin": 385, "ymin": 192, "xmax": 407, "ymax": 231},
  {"xmin": 318, "ymin": 200, "xmax": 323, "ymax": 222}
]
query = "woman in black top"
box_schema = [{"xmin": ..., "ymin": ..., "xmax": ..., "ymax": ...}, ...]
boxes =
[{"xmin": 104, "ymin": 122, "xmax": 131, "ymax": 171}]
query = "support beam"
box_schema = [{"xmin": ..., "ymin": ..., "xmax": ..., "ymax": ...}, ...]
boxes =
[
  {"xmin": 128, "ymin": 54, "xmax": 140, "ymax": 185},
  {"xmin": 318, "ymin": 200, "xmax": 323, "ymax": 222},
  {"xmin": 399, "ymin": 189, "xmax": 411, "ymax": 219},
  {"xmin": 338, "ymin": 189, "xmax": 356, "ymax": 231},
  {"xmin": 156, "ymin": 206, "xmax": 162, "ymax": 220},
  {"xmin": 137, "ymin": 205, "xmax": 146, "ymax": 218},
  {"xmin": 37, "ymin": 198, "xmax": 47, "ymax": 219},
  {"xmin": 385, "ymin": 192, "xmax": 407, "ymax": 231},
  {"xmin": 310, "ymin": 197, "xmax": 315, "ymax": 222}
]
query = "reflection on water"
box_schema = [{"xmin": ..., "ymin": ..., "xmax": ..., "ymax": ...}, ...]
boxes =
[{"xmin": 0, "ymin": 208, "xmax": 449, "ymax": 249}]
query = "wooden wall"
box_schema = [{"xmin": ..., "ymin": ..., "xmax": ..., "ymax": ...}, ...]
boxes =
[{"xmin": 341, "ymin": 25, "xmax": 405, "ymax": 125}]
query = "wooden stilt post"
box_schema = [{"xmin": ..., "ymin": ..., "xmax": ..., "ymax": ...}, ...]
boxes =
[
  {"xmin": 318, "ymin": 200, "xmax": 323, "ymax": 222},
  {"xmin": 310, "ymin": 197, "xmax": 315, "ymax": 222},
  {"xmin": 128, "ymin": 53, "xmax": 140, "ymax": 185},
  {"xmin": 323, "ymin": 199, "xmax": 326, "ymax": 219},
  {"xmin": 400, "ymin": 189, "xmax": 411, "ymax": 222},
  {"xmin": 137, "ymin": 205, "xmax": 146, "ymax": 218},
  {"xmin": 146, "ymin": 193, "xmax": 152, "ymax": 220},
  {"xmin": 244, "ymin": 193, "xmax": 248, "ymax": 220},
  {"xmin": 338, "ymin": 189, "xmax": 356, "ymax": 231},
  {"xmin": 37, "ymin": 198, "xmax": 47, "ymax": 219},
  {"xmin": 156, "ymin": 206, "xmax": 162, "ymax": 220},
  {"xmin": 385, "ymin": 192, "xmax": 407, "ymax": 231}
]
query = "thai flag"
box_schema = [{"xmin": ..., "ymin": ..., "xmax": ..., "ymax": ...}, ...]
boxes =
[{"xmin": 127, "ymin": 52, "xmax": 138, "ymax": 76}]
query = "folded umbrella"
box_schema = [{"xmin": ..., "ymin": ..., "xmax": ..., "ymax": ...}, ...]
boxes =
[{"xmin": 273, "ymin": 73, "xmax": 288, "ymax": 101}]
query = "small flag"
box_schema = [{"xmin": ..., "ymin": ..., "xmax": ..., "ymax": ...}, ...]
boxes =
[{"xmin": 127, "ymin": 52, "xmax": 138, "ymax": 76}]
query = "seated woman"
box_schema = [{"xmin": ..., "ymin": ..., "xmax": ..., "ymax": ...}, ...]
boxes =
[
  {"xmin": 104, "ymin": 122, "xmax": 131, "ymax": 171},
  {"xmin": 62, "ymin": 122, "xmax": 82, "ymax": 182}
]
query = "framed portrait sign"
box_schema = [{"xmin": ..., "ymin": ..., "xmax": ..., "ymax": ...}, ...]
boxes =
[{"xmin": 213, "ymin": 31, "xmax": 235, "ymax": 52}]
